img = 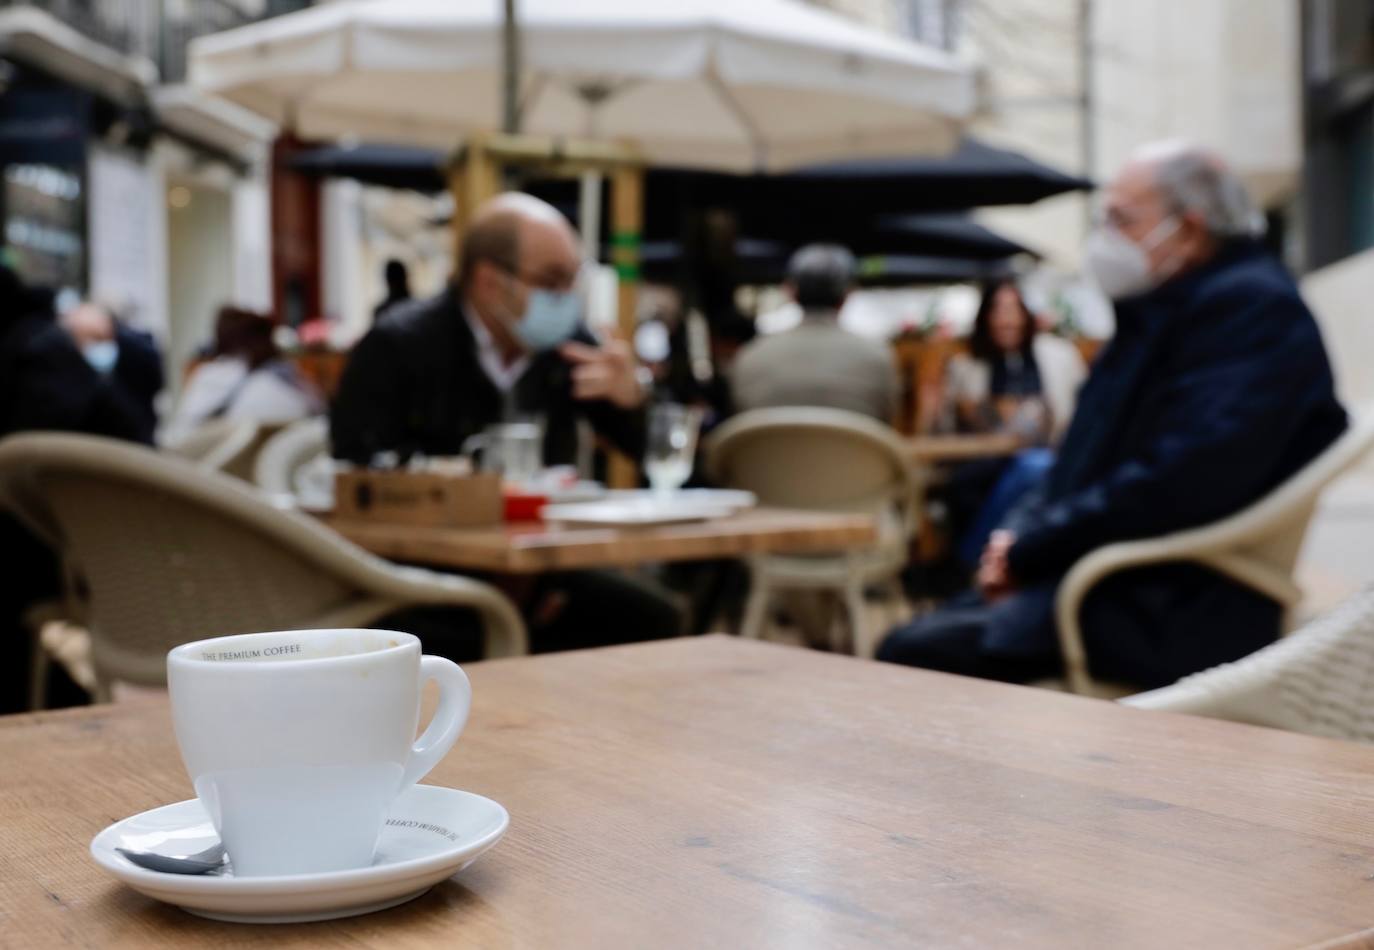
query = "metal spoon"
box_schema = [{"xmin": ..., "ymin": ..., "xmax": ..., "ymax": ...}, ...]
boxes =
[{"xmin": 116, "ymin": 842, "xmax": 227, "ymax": 875}]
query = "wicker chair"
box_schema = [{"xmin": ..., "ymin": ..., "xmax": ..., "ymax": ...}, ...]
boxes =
[
  {"xmin": 0, "ymin": 432, "xmax": 527, "ymax": 702},
  {"xmin": 1122, "ymin": 584, "xmax": 1374, "ymax": 744},
  {"xmin": 253, "ymin": 416, "xmax": 332, "ymax": 504},
  {"xmin": 1054, "ymin": 412, "xmax": 1374, "ymax": 695},
  {"xmin": 160, "ymin": 417, "xmax": 263, "ymax": 478},
  {"xmin": 705, "ymin": 407, "xmax": 918, "ymax": 657}
]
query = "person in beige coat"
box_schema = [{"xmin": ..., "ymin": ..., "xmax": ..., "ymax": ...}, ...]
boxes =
[{"xmin": 731, "ymin": 244, "xmax": 898, "ymax": 423}]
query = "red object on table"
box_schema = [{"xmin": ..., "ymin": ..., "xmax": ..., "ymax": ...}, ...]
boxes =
[{"xmin": 503, "ymin": 492, "xmax": 548, "ymax": 522}]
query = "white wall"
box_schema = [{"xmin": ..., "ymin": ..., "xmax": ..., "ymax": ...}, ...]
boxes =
[
  {"xmin": 87, "ymin": 144, "xmax": 168, "ymax": 340},
  {"xmin": 322, "ymin": 179, "xmax": 367, "ymax": 338},
  {"xmin": 1301, "ymin": 249, "xmax": 1374, "ymax": 413},
  {"xmin": 166, "ymin": 181, "xmax": 234, "ymax": 388},
  {"xmin": 322, "ymin": 182, "xmax": 453, "ymax": 348},
  {"xmin": 153, "ymin": 139, "xmax": 270, "ymax": 394},
  {"xmin": 1094, "ymin": 0, "xmax": 1301, "ymax": 208},
  {"xmin": 964, "ymin": 0, "xmax": 1302, "ymax": 269},
  {"xmin": 232, "ymin": 175, "xmax": 272, "ymax": 312}
]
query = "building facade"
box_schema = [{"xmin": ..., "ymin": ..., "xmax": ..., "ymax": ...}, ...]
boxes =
[
  {"xmin": 812, "ymin": 0, "xmax": 1305, "ymax": 270},
  {"xmin": 0, "ymin": 0, "xmax": 287, "ymax": 390},
  {"xmin": 1297, "ymin": 0, "xmax": 1374, "ymax": 413}
]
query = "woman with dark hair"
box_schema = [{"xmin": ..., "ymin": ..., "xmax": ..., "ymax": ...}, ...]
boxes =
[
  {"xmin": 940, "ymin": 279, "xmax": 1084, "ymax": 443},
  {"xmin": 928, "ymin": 280, "xmax": 1087, "ymax": 587},
  {"xmin": 163, "ymin": 306, "xmax": 322, "ymax": 442}
]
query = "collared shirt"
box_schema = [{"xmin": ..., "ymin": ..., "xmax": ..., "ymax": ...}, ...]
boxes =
[{"xmin": 462, "ymin": 299, "xmax": 530, "ymax": 394}]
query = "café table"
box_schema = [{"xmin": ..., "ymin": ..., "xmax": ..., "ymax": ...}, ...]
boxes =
[
  {"xmin": 7, "ymin": 636, "xmax": 1374, "ymax": 948},
  {"xmin": 905, "ymin": 432, "xmax": 1023, "ymax": 467},
  {"xmin": 320, "ymin": 507, "xmax": 877, "ymax": 574}
]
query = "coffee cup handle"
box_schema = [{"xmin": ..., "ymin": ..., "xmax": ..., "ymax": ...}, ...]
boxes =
[{"xmin": 400, "ymin": 656, "xmax": 472, "ymax": 789}]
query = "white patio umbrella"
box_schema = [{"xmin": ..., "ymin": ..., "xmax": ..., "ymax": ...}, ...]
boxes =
[{"xmin": 188, "ymin": 0, "xmax": 974, "ymax": 172}]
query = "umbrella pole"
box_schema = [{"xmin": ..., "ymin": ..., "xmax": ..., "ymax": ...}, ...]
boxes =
[
  {"xmin": 579, "ymin": 171, "xmax": 603, "ymax": 263},
  {"xmin": 607, "ymin": 164, "xmax": 645, "ymax": 489},
  {"xmin": 449, "ymin": 138, "xmax": 503, "ymax": 266},
  {"xmin": 611, "ymin": 165, "xmax": 643, "ymax": 342},
  {"xmin": 503, "ymin": 0, "xmax": 520, "ymax": 134}
]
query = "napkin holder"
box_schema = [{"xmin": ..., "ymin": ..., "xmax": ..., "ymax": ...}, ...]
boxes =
[{"xmin": 334, "ymin": 465, "xmax": 503, "ymax": 527}]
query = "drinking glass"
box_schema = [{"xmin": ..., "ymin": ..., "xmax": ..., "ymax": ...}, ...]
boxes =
[
  {"xmin": 645, "ymin": 403, "xmax": 702, "ymax": 495},
  {"xmin": 462, "ymin": 421, "xmax": 544, "ymax": 485}
]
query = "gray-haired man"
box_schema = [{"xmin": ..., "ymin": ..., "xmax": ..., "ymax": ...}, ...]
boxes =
[{"xmin": 879, "ymin": 142, "xmax": 1347, "ymax": 689}]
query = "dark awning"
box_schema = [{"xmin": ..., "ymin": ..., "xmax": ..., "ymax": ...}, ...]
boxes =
[
  {"xmin": 855, "ymin": 254, "xmax": 1018, "ymax": 287},
  {"xmin": 291, "ymin": 137, "xmax": 1092, "ymax": 218},
  {"xmin": 635, "ymin": 239, "xmax": 1021, "ymax": 287},
  {"xmin": 0, "ymin": 85, "xmax": 89, "ymax": 165},
  {"xmin": 874, "ymin": 213, "xmax": 1038, "ymax": 260},
  {"xmin": 289, "ymin": 142, "xmax": 447, "ymax": 191}
]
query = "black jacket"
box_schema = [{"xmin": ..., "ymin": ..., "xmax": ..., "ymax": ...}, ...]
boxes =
[
  {"xmin": 991, "ymin": 241, "xmax": 1347, "ymax": 686},
  {"xmin": 0, "ymin": 310, "xmax": 150, "ymax": 444},
  {"xmin": 331, "ymin": 286, "xmax": 644, "ymax": 465},
  {"xmin": 111, "ymin": 324, "xmax": 164, "ymax": 444}
]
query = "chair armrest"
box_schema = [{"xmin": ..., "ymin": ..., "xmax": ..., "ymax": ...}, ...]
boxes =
[
  {"xmin": 353, "ymin": 564, "xmax": 529, "ymax": 658},
  {"xmin": 1053, "ymin": 533, "xmax": 1305, "ymax": 695}
]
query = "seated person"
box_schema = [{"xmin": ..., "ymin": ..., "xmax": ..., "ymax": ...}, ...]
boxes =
[
  {"xmin": 938, "ymin": 279, "xmax": 1086, "ymax": 444},
  {"xmin": 330, "ymin": 192, "xmax": 681, "ymax": 658},
  {"xmin": 731, "ymin": 244, "xmax": 898, "ymax": 424},
  {"xmin": 879, "ymin": 142, "xmax": 1347, "ymax": 690},
  {"xmin": 373, "ymin": 258, "xmax": 412, "ymax": 321},
  {"xmin": 936, "ymin": 281, "xmax": 1087, "ymax": 574},
  {"xmin": 163, "ymin": 306, "xmax": 322, "ymax": 443},
  {"xmin": 0, "ymin": 268, "xmax": 151, "ymax": 712},
  {"xmin": 60, "ymin": 300, "xmax": 165, "ymax": 444}
]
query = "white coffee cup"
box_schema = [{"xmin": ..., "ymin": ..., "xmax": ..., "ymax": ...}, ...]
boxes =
[{"xmin": 167, "ymin": 629, "xmax": 470, "ymax": 878}]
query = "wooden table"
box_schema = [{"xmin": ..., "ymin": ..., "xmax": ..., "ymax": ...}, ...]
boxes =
[
  {"xmin": 8, "ymin": 637, "xmax": 1374, "ymax": 948},
  {"xmin": 321, "ymin": 507, "xmax": 876, "ymax": 573},
  {"xmin": 906, "ymin": 432, "xmax": 1023, "ymax": 466}
]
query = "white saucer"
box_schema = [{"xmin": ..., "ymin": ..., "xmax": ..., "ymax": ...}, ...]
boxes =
[{"xmin": 90, "ymin": 785, "xmax": 508, "ymax": 924}]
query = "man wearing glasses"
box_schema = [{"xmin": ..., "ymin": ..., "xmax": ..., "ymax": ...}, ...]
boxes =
[
  {"xmin": 332, "ymin": 192, "xmax": 680, "ymax": 657},
  {"xmin": 879, "ymin": 142, "xmax": 1347, "ymax": 690},
  {"xmin": 334, "ymin": 192, "xmax": 645, "ymax": 466}
]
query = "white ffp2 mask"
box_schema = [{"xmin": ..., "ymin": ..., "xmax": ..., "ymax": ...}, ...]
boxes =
[{"xmin": 1084, "ymin": 218, "xmax": 1180, "ymax": 300}]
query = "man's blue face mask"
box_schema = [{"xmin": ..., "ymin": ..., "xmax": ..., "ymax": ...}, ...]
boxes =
[
  {"xmin": 514, "ymin": 288, "xmax": 583, "ymax": 352},
  {"xmin": 82, "ymin": 340, "xmax": 120, "ymax": 374}
]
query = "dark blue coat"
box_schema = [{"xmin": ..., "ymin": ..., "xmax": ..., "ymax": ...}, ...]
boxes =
[{"xmin": 992, "ymin": 241, "xmax": 1347, "ymax": 687}]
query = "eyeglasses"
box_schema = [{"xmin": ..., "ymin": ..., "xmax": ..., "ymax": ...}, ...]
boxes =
[
  {"xmin": 1093, "ymin": 197, "xmax": 1179, "ymax": 233},
  {"xmin": 491, "ymin": 259, "xmax": 594, "ymax": 295}
]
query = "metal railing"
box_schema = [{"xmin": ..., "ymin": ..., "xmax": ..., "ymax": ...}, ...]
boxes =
[{"xmin": 0, "ymin": 0, "xmax": 308, "ymax": 82}]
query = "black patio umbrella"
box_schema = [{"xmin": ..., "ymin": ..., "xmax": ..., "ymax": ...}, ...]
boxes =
[
  {"xmin": 290, "ymin": 143, "xmax": 448, "ymax": 192},
  {"xmin": 855, "ymin": 254, "xmax": 1018, "ymax": 288},
  {"xmin": 762, "ymin": 138, "xmax": 1092, "ymax": 209},
  {"xmin": 291, "ymin": 139, "xmax": 1063, "ymax": 293},
  {"xmin": 673, "ymin": 141, "xmax": 1089, "ymax": 247},
  {"xmin": 873, "ymin": 213, "xmax": 1038, "ymax": 260},
  {"xmin": 290, "ymin": 137, "xmax": 1091, "ymax": 220},
  {"xmin": 636, "ymin": 238, "xmax": 791, "ymax": 286},
  {"xmin": 422, "ymin": 208, "xmax": 1037, "ymax": 268},
  {"xmin": 637, "ymin": 240, "xmax": 1023, "ymax": 288}
]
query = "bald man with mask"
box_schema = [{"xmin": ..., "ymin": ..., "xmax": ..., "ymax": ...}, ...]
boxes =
[
  {"xmin": 332, "ymin": 193, "xmax": 680, "ymax": 657},
  {"xmin": 334, "ymin": 193, "xmax": 646, "ymax": 464}
]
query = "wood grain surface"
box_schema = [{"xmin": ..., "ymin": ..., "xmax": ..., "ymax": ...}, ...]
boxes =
[
  {"xmin": 905, "ymin": 433, "xmax": 1023, "ymax": 465},
  {"xmin": 321, "ymin": 507, "xmax": 877, "ymax": 573},
  {"xmin": 6, "ymin": 636, "xmax": 1374, "ymax": 948}
]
